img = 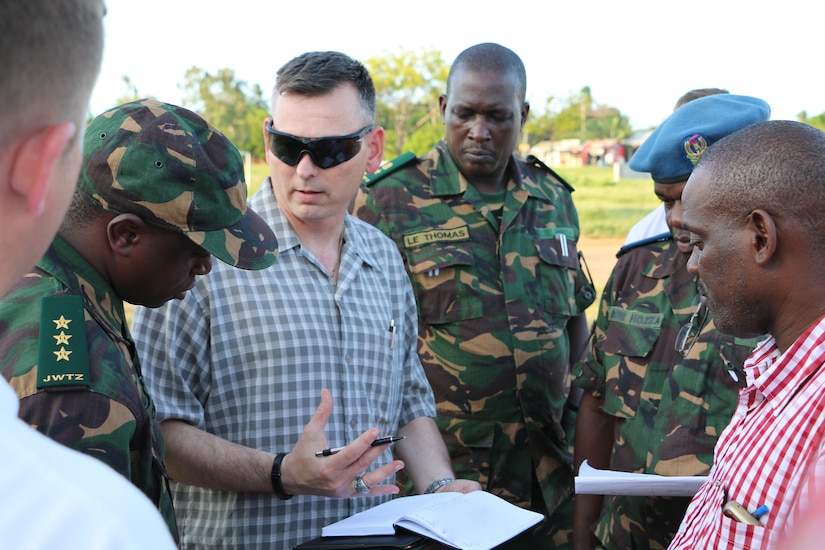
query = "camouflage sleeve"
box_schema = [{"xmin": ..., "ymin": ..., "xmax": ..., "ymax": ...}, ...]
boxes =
[
  {"xmin": 18, "ymin": 389, "xmax": 138, "ymax": 478},
  {"xmin": 572, "ymin": 244, "xmax": 665, "ymax": 403},
  {"xmin": 353, "ymin": 181, "xmax": 384, "ymax": 232},
  {"xmin": 0, "ymin": 273, "xmax": 144, "ymax": 489}
]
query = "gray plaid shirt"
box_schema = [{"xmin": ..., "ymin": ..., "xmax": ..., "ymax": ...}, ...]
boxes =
[{"xmin": 132, "ymin": 180, "xmax": 435, "ymax": 549}]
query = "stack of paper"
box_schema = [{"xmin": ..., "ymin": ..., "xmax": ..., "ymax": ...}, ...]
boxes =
[{"xmin": 575, "ymin": 460, "xmax": 708, "ymax": 496}]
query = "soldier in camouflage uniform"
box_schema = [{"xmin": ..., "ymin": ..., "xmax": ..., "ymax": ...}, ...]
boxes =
[
  {"xmin": 572, "ymin": 94, "xmax": 771, "ymax": 550},
  {"xmin": 0, "ymin": 99, "xmax": 277, "ymax": 543},
  {"xmin": 354, "ymin": 43, "xmax": 594, "ymax": 549}
]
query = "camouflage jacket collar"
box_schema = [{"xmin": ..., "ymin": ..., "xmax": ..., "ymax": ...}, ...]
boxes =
[
  {"xmin": 430, "ymin": 141, "xmax": 553, "ymax": 202},
  {"xmin": 36, "ymin": 235, "xmax": 127, "ymax": 339},
  {"xmin": 641, "ymin": 238, "xmax": 689, "ymax": 280}
]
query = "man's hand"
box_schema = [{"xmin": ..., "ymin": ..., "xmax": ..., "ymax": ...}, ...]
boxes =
[{"xmin": 279, "ymin": 389, "xmax": 404, "ymax": 498}]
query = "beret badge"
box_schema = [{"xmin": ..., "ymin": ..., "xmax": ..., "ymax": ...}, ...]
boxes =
[{"xmin": 684, "ymin": 134, "xmax": 708, "ymax": 166}]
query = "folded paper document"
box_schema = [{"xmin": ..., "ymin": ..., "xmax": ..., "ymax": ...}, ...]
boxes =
[
  {"xmin": 575, "ymin": 459, "xmax": 708, "ymax": 497},
  {"xmin": 321, "ymin": 491, "xmax": 543, "ymax": 550}
]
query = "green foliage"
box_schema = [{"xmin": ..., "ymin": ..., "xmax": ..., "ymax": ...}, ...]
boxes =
[
  {"xmin": 249, "ymin": 162, "xmax": 270, "ymax": 196},
  {"xmin": 798, "ymin": 110, "xmax": 825, "ymax": 132},
  {"xmin": 117, "ymin": 50, "xmax": 825, "ymax": 168},
  {"xmin": 552, "ymin": 86, "xmax": 632, "ymax": 141},
  {"xmin": 523, "ymin": 96, "xmax": 558, "ymax": 143},
  {"xmin": 114, "ymin": 50, "xmax": 645, "ymax": 165},
  {"xmin": 180, "ymin": 67, "xmax": 269, "ymax": 159},
  {"xmin": 364, "ymin": 47, "xmax": 449, "ymax": 158}
]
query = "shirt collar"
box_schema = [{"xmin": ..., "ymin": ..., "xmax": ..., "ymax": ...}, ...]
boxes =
[
  {"xmin": 642, "ymin": 239, "xmax": 686, "ymax": 279},
  {"xmin": 251, "ymin": 179, "xmax": 383, "ymax": 272},
  {"xmin": 745, "ymin": 314, "xmax": 825, "ymax": 414},
  {"xmin": 429, "ymin": 140, "xmax": 531, "ymax": 198}
]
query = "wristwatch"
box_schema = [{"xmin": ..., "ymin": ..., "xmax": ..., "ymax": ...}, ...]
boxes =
[
  {"xmin": 271, "ymin": 452, "xmax": 293, "ymax": 500},
  {"xmin": 424, "ymin": 477, "xmax": 455, "ymax": 494}
]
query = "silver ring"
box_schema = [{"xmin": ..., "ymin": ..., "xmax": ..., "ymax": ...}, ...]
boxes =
[{"xmin": 354, "ymin": 475, "xmax": 370, "ymax": 495}]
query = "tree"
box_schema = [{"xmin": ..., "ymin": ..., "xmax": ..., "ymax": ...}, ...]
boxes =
[
  {"xmin": 551, "ymin": 86, "xmax": 631, "ymax": 141},
  {"xmin": 180, "ymin": 67, "xmax": 269, "ymax": 159},
  {"xmin": 588, "ymin": 104, "xmax": 631, "ymax": 140},
  {"xmin": 523, "ymin": 95, "xmax": 558, "ymax": 144},
  {"xmin": 798, "ymin": 110, "xmax": 825, "ymax": 132},
  {"xmin": 364, "ymin": 47, "xmax": 449, "ymax": 158}
]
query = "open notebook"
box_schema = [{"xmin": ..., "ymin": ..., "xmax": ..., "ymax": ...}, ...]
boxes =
[{"xmin": 321, "ymin": 491, "xmax": 544, "ymax": 550}]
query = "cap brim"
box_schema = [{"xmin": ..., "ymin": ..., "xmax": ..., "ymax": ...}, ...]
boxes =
[{"xmin": 189, "ymin": 206, "xmax": 278, "ymax": 270}]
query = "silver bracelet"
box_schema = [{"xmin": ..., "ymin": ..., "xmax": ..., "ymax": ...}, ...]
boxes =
[{"xmin": 424, "ymin": 477, "xmax": 455, "ymax": 494}]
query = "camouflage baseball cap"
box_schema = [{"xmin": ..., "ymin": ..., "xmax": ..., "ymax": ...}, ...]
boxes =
[{"xmin": 78, "ymin": 98, "xmax": 277, "ymax": 270}]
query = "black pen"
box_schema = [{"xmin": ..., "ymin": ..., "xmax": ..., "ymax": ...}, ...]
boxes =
[{"xmin": 314, "ymin": 435, "xmax": 406, "ymax": 457}]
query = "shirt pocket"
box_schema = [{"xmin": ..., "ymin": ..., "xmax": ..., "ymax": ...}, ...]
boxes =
[
  {"xmin": 534, "ymin": 233, "xmax": 581, "ymax": 318},
  {"xmin": 405, "ymin": 242, "xmax": 482, "ymax": 325},
  {"xmin": 710, "ymin": 483, "xmax": 767, "ymax": 549},
  {"xmin": 595, "ymin": 307, "xmax": 662, "ymax": 418}
]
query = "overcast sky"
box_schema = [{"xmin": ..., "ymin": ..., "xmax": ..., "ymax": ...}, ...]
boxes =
[{"xmin": 92, "ymin": 0, "xmax": 822, "ymax": 130}]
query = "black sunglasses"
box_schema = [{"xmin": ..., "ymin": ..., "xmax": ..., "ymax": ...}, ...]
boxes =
[{"xmin": 265, "ymin": 120, "xmax": 374, "ymax": 169}]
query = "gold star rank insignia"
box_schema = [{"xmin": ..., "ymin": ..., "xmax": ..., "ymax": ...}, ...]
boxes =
[
  {"xmin": 53, "ymin": 315, "xmax": 71, "ymax": 329},
  {"xmin": 38, "ymin": 296, "xmax": 90, "ymax": 389}
]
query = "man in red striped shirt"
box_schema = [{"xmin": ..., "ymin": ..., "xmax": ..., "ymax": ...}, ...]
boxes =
[{"xmin": 670, "ymin": 120, "xmax": 825, "ymax": 549}]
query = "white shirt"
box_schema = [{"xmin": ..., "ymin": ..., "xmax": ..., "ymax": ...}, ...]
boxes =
[
  {"xmin": 624, "ymin": 204, "xmax": 669, "ymax": 245},
  {"xmin": 0, "ymin": 378, "xmax": 176, "ymax": 549}
]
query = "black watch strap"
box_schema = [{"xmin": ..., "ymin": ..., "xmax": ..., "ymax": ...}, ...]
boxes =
[{"xmin": 271, "ymin": 452, "xmax": 293, "ymax": 500}]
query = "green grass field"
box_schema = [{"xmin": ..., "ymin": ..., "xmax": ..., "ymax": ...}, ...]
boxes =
[
  {"xmin": 553, "ymin": 166, "xmax": 659, "ymax": 239},
  {"xmin": 249, "ymin": 163, "xmax": 658, "ymax": 240}
]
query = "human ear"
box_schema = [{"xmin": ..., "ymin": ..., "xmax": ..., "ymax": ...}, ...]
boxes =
[
  {"xmin": 9, "ymin": 122, "xmax": 78, "ymax": 215},
  {"xmin": 262, "ymin": 117, "xmax": 273, "ymax": 163},
  {"xmin": 520, "ymin": 102, "xmax": 530, "ymax": 130},
  {"xmin": 365, "ymin": 126, "xmax": 386, "ymax": 174},
  {"xmin": 747, "ymin": 209, "xmax": 776, "ymax": 266},
  {"xmin": 106, "ymin": 213, "xmax": 146, "ymax": 255}
]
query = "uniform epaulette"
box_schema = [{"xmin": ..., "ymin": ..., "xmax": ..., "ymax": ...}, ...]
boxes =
[
  {"xmin": 37, "ymin": 295, "xmax": 91, "ymax": 390},
  {"xmin": 616, "ymin": 231, "xmax": 673, "ymax": 258},
  {"xmin": 525, "ymin": 154, "xmax": 574, "ymax": 193},
  {"xmin": 363, "ymin": 152, "xmax": 418, "ymax": 187}
]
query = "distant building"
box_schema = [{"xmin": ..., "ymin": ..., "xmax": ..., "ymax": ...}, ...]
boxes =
[
  {"xmin": 528, "ymin": 138, "xmax": 584, "ymax": 167},
  {"xmin": 527, "ymin": 131, "xmax": 652, "ymax": 180}
]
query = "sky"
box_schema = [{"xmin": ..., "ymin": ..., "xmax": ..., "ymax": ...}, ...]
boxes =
[{"xmin": 92, "ymin": 0, "xmax": 822, "ymax": 131}]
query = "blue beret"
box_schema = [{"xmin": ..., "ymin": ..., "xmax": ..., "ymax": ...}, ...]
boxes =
[{"xmin": 628, "ymin": 94, "xmax": 771, "ymax": 183}]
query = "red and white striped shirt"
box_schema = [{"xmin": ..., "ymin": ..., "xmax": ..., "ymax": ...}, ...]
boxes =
[{"xmin": 669, "ymin": 315, "xmax": 825, "ymax": 549}]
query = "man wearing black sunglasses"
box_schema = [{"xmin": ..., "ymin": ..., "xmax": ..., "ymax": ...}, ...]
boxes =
[
  {"xmin": 132, "ymin": 50, "xmax": 480, "ymax": 550},
  {"xmin": 354, "ymin": 42, "xmax": 596, "ymax": 549}
]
